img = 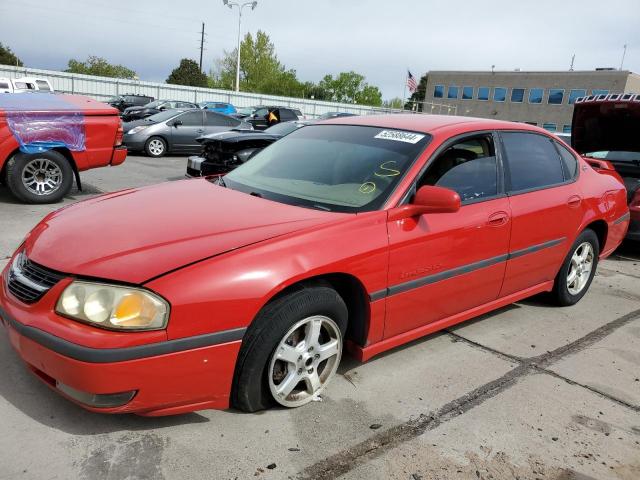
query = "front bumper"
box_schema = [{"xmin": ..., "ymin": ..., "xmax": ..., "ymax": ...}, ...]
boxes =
[
  {"xmin": 122, "ymin": 134, "xmax": 147, "ymax": 152},
  {"xmin": 0, "ymin": 266, "xmax": 243, "ymax": 416},
  {"xmin": 186, "ymin": 156, "xmax": 205, "ymax": 177}
]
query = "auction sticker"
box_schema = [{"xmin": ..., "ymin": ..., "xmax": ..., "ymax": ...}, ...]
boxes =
[{"xmin": 374, "ymin": 130, "xmax": 425, "ymax": 144}]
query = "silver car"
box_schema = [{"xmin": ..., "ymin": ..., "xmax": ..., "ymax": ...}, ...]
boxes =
[{"xmin": 123, "ymin": 109, "xmax": 252, "ymax": 157}]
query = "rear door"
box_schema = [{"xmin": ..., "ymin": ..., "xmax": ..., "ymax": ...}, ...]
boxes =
[
  {"xmin": 498, "ymin": 131, "xmax": 585, "ymax": 296},
  {"xmin": 170, "ymin": 111, "xmax": 205, "ymax": 152}
]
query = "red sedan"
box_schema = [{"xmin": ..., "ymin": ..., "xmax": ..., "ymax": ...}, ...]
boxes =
[{"xmin": 0, "ymin": 115, "xmax": 629, "ymax": 416}]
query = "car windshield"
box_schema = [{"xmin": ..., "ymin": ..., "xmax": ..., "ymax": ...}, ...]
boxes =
[
  {"xmin": 144, "ymin": 100, "xmax": 164, "ymax": 108},
  {"xmin": 585, "ymin": 151, "xmax": 640, "ymax": 163},
  {"xmin": 264, "ymin": 122, "xmax": 302, "ymax": 136},
  {"xmin": 145, "ymin": 110, "xmax": 181, "ymax": 123},
  {"xmin": 224, "ymin": 125, "xmax": 430, "ymax": 213},
  {"xmin": 237, "ymin": 107, "xmax": 255, "ymax": 115}
]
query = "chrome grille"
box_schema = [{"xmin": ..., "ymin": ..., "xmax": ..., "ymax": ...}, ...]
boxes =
[{"xmin": 6, "ymin": 253, "xmax": 66, "ymax": 304}]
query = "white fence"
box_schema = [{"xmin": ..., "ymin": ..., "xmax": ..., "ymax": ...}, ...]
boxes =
[{"xmin": 0, "ymin": 64, "xmax": 458, "ymax": 118}]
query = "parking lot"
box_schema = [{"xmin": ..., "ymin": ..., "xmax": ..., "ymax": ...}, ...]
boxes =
[{"xmin": 0, "ymin": 156, "xmax": 639, "ymax": 480}]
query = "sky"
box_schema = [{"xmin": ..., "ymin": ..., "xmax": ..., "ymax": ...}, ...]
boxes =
[{"xmin": 1, "ymin": 0, "xmax": 639, "ymax": 99}]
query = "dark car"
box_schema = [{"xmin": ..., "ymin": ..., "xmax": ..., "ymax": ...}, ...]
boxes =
[
  {"xmin": 107, "ymin": 94, "xmax": 154, "ymax": 113},
  {"xmin": 316, "ymin": 112, "xmax": 357, "ymax": 120},
  {"xmin": 122, "ymin": 100, "xmax": 199, "ymax": 122},
  {"xmin": 572, "ymin": 93, "xmax": 640, "ymax": 241},
  {"xmin": 123, "ymin": 109, "xmax": 252, "ymax": 157},
  {"xmin": 244, "ymin": 106, "xmax": 305, "ymax": 130},
  {"xmin": 186, "ymin": 120, "xmax": 312, "ymax": 176}
]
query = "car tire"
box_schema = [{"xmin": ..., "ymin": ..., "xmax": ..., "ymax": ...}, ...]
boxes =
[
  {"xmin": 144, "ymin": 136, "xmax": 167, "ymax": 158},
  {"xmin": 231, "ymin": 285, "xmax": 348, "ymax": 412},
  {"xmin": 551, "ymin": 229, "xmax": 599, "ymax": 306},
  {"xmin": 6, "ymin": 150, "xmax": 73, "ymax": 204}
]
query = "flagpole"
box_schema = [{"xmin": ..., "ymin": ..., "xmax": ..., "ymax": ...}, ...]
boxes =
[{"xmin": 402, "ymin": 69, "xmax": 407, "ymax": 110}]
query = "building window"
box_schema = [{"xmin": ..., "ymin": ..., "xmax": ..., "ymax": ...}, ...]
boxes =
[
  {"xmin": 434, "ymin": 85, "xmax": 444, "ymax": 98},
  {"xmin": 511, "ymin": 88, "xmax": 525, "ymax": 103},
  {"xmin": 562, "ymin": 125, "xmax": 572, "ymax": 133},
  {"xmin": 529, "ymin": 88, "xmax": 544, "ymax": 104},
  {"xmin": 592, "ymin": 89, "xmax": 609, "ymax": 96},
  {"xmin": 568, "ymin": 89, "xmax": 586, "ymax": 104},
  {"xmin": 477, "ymin": 87, "xmax": 490, "ymax": 101},
  {"xmin": 542, "ymin": 123, "xmax": 557, "ymax": 132},
  {"xmin": 448, "ymin": 86, "xmax": 459, "ymax": 99},
  {"xmin": 548, "ymin": 89, "xmax": 564, "ymax": 105},
  {"xmin": 462, "ymin": 86, "xmax": 474, "ymax": 100},
  {"xmin": 493, "ymin": 87, "xmax": 507, "ymax": 102}
]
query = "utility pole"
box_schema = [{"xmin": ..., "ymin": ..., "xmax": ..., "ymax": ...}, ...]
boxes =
[
  {"xmin": 199, "ymin": 22, "xmax": 205, "ymax": 72},
  {"xmin": 620, "ymin": 44, "xmax": 627, "ymax": 70},
  {"xmin": 223, "ymin": 0, "xmax": 258, "ymax": 92},
  {"xmin": 570, "ymin": 54, "xmax": 575, "ymax": 71}
]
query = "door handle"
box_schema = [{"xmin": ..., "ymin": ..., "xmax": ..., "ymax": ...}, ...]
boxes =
[
  {"xmin": 567, "ymin": 195, "xmax": 582, "ymax": 208},
  {"xmin": 488, "ymin": 211, "xmax": 509, "ymax": 226}
]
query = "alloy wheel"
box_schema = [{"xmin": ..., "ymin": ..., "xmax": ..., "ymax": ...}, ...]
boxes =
[
  {"xmin": 268, "ymin": 315, "xmax": 342, "ymax": 407},
  {"xmin": 21, "ymin": 158, "xmax": 63, "ymax": 196},
  {"xmin": 566, "ymin": 242, "xmax": 594, "ymax": 295},
  {"xmin": 148, "ymin": 139, "xmax": 165, "ymax": 156}
]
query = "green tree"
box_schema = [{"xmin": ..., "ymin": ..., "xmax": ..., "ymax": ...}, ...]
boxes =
[
  {"xmin": 65, "ymin": 55, "xmax": 136, "ymax": 79},
  {"xmin": 167, "ymin": 58, "xmax": 209, "ymax": 87},
  {"xmin": 0, "ymin": 43, "xmax": 23, "ymax": 67},
  {"xmin": 383, "ymin": 97, "xmax": 405, "ymax": 109},
  {"xmin": 405, "ymin": 73, "xmax": 428, "ymax": 111},
  {"xmin": 318, "ymin": 71, "xmax": 382, "ymax": 106},
  {"xmin": 211, "ymin": 31, "xmax": 304, "ymax": 96}
]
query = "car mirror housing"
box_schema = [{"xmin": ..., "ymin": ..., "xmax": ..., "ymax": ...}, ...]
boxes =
[
  {"xmin": 387, "ymin": 185, "xmax": 461, "ymax": 221},
  {"xmin": 172, "ymin": 119, "xmax": 183, "ymax": 127}
]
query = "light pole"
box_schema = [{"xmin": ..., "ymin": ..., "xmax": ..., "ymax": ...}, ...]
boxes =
[{"xmin": 223, "ymin": 0, "xmax": 258, "ymax": 92}]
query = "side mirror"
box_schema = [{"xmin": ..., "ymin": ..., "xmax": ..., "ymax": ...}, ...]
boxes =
[
  {"xmin": 158, "ymin": 106, "xmax": 166, "ymax": 111},
  {"xmin": 172, "ymin": 119, "xmax": 183, "ymax": 127},
  {"xmin": 387, "ymin": 185, "xmax": 461, "ymax": 221}
]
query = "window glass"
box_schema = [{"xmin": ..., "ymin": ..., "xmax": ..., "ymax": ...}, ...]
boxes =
[
  {"xmin": 493, "ymin": 87, "xmax": 507, "ymax": 102},
  {"xmin": 501, "ymin": 132, "xmax": 564, "ymax": 191},
  {"xmin": 293, "ymin": 109, "xmax": 303, "ymax": 117},
  {"xmin": 206, "ymin": 111, "xmax": 238, "ymax": 126},
  {"xmin": 568, "ymin": 89, "xmax": 586, "ymax": 104},
  {"xmin": 529, "ymin": 88, "xmax": 544, "ymax": 104},
  {"xmin": 511, "ymin": 88, "xmax": 525, "ymax": 103},
  {"xmin": 556, "ymin": 143, "xmax": 578, "ymax": 180},
  {"xmin": 542, "ymin": 123, "xmax": 557, "ymax": 132},
  {"xmin": 224, "ymin": 125, "xmax": 430, "ymax": 213},
  {"xmin": 280, "ymin": 109, "xmax": 297, "ymax": 121},
  {"xmin": 177, "ymin": 111, "xmax": 203, "ymax": 126},
  {"xmin": 562, "ymin": 124, "xmax": 572, "ymax": 134},
  {"xmin": 477, "ymin": 87, "xmax": 489, "ymax": 101},
  {"xmin": 548, "ymin": 89, "xmax": 564, "ymax": 104},
  {"xmin": 447, "ymin": 86, "xmax": 459, "ymax": 99},
  {"xmin": 0, "ymin": 82, "xmax": 9, "ymax": 88},
  {"xmin": 592, "ymin": 89, "xmax": 609, "ymax": 96},
  {"xmin": 420, "ymin": 135, "xmax": 497, "ymax": 202},
  {"xmin": 254, "ymin": 108, "xmax": 269, "ymax": 117},
  {"xmin": 215, "ymin": 103, "xmax": 227, "ymax": 109},
  {"xmin": 35, "ymin": 80, "xmax": 50, "ymax": 91},
  {"xmin": 462, "ymin": 86, "xmax": 474, "ymax": 100},
  {"xmin": 433, "ymin": 85, "xmax": 444, "ymax": 98}
]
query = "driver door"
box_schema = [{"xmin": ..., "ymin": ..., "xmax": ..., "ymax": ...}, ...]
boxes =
[
  {"xmin": 170, "ymin": 110, "xmax": 205, "ymax": 152},
  {"xmin": 384, "ymin": 132, "xmax": 512, "ymax": 338}
]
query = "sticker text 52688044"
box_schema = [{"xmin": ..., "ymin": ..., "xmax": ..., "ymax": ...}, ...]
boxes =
[{"xmin": 374, "ymin": 130, "xmax": 425, "ymax": 144}]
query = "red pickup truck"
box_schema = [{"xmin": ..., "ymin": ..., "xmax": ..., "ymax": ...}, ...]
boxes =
[{"xmin": 0, "ymin": 93, "xmax": 126, "ymax": 203}]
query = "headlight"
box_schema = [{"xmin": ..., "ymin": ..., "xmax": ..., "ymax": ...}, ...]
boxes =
[
  {"xmin": 127, "ymin": 125, "xmax": 149, "ymax": 135},
  {"xmin": 56, "ymin": 281, "xmax": 169, "ymax": 331}
]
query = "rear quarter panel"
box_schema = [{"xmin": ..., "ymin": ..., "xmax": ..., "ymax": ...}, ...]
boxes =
[{"xmin": 77, "ymin": 114, "xmax": 120, "ymax": 171}]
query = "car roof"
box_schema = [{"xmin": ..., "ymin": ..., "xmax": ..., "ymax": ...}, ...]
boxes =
[{"xmin": 323, "ymin": 114, "xmax": 545, "ymax": 136}]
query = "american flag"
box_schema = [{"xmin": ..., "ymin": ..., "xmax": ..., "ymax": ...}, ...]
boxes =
[{"xmin": 407, "ymin": 70, "xmax": 418, "ymax": 93}]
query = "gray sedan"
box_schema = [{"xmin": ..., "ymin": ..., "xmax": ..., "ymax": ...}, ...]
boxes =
[{"xmin": 123, "ymin": 109, "xmax": 252, "ymax": 157}]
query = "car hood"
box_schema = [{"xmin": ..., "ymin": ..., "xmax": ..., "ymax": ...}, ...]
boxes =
[
  {"xmin": 197, "ymin": 130, "xmax": 280, "ymax": 144},
  {"xmin": 572, "ymin": 100, "xmax": 640, "ymax": 154},
  {"xmin": 24, "ymin": 179, "xmax": 345, "ymax": 284}
]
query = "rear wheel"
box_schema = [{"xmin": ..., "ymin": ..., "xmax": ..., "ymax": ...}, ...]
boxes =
[
  {"xmin": 552, "ymin": 229, "xmax": 599, "ymax": 306},
  {"xmin": 144, "ymin": 136, "xmax": 167, "ymax": 157},
  {"xmin": 6, "ymin": 151, "xmax": 73, "ymax": 204},
  {"xmin": 232, "ymin": 286, "xmax": 347, "ymax": 412}
]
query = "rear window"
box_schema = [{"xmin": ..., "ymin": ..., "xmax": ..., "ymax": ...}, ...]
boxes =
[
  {"xmin": 36, "ymin": 80, "xmax": 51, "ymax": 91},
  {"xmin": 501, "ymin": 132, "xmax": 565, "ymax": 192},
  {"xmin": 0, "ymin": 82, "xmax": 9, "ymax": 89}
]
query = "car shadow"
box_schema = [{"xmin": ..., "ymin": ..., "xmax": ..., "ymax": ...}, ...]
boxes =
[
  {"xmin": 0, "ymin": 334, "xmax": 209, "ymax": 435},
  {"xmin": 611, "ymin": 240, "xmax": 640, "ymax": 261}
]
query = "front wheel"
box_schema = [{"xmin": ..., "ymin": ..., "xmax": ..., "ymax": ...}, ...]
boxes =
[
  {"xmin": 144, "ymin": 136, "xmax": 167, "ymax": 157},
  {"xmin": 5, "ymin": 151, "xmax": 73, "ymax": 204},
  {"xmin": 232, "ymin": 286, "xmax": 347, "ymax": 412},
  {"xmin": 552, "ymin": 229, "xmax": 599, "ymax": 306}
]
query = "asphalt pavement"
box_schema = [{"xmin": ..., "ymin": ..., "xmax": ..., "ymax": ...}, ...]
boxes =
[{"xmin": 0, "ymin": 155, "xmax": 638, "ymax": 480}]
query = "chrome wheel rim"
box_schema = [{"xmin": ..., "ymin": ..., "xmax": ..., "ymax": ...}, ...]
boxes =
[
  {"xmin": 148, "ymin": 139, "xmax": 164, "ymax": 156},
  {"xmin": 268, "ymin": 315, "xmax": 342, "ymax": 408},
  {"xmin": 21, "ymin": 158, "xmax": 63, "ymax": 196},
  {"xmin": 567, "ymin": 242, "xmax": 594, "ymax": 295}
]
